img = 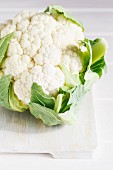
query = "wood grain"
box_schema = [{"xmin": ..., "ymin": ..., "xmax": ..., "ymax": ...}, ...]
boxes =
[{"xmin": 0, "ymin": 92, "xmax": 97, "ymax": 158}]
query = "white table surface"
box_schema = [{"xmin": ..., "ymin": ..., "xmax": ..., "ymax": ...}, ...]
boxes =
[
  {"xmin": 0, "ymin": 0, "xmax": 113, "ymax": 169},
  {"xmin": 0, "ymin": 142, "xmax": 113, "ymax": 170}
]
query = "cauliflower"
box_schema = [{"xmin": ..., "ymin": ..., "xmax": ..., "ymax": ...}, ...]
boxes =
[
  {"xmin": 0, "ymin": 9, "xmax": 83, "ymax": 104},
  {"xmin": 0, "ymin": 5, "xmax": 107, "ymax": 126}
]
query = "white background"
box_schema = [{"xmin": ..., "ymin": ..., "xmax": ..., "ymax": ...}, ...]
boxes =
[{"xmin": 0, "ymin": 0, "xmax": 113, "ymax": 169}]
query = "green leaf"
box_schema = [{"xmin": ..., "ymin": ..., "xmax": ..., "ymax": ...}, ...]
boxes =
[
  {"xmin": 78, "ymin": 39, "xmax": 92, "ymax": 84},
  {"xmin": 90, "ymin": 38, "xmax": 107, "ymax": 77},
  {"xmin": 30, "ymin": 83, "xmax": 55, "ymax": 109},
  {"xmin": 79, "ymin": 38, "xmax": 107, "ymax": 81},
  {"xmin": 58, "ymin": 38, "xmax": 107, "ymax": 119},
  {"xmin": 0, "ymin": 33, "xmax": 14, "ymax": 64},
  {"xmin": 79, "ymin": 39, "xmax": 92, "ymax": 73},
  {"xmin": 59, "ymin": 85, "xmax": 85, "ymax": 114},
  {"xmin": 29, "ymin": 102, "xmax": 63, "ymax": 126},
  {"xmin": 54, "ymin": 94, "xmax": 63, "ymax": 113},
  {"xmin": 57, "ymin": 87, "xmax": 72, "ymax": 113},
  {"xmin": 84, "ymin": 70, "xmax": 99, "ymax": 91},
  {"xmin": 68, "ymin": 85, "xmax": 86, "ymax": 107},
  {"xmin": 79, "ymin": 72, "xmax": 85, "ymax": 84},
  {"xmin": 0, "ymin": 75, "xmax": 12, "ymax": 109},
  {"xmin": 59, "ymin": 85, "xmax": 86, "ymax": 124},
  {"xmin": 45, "ymin": 5, "xmax": 84, "ymax": 31},
  {"xmin": 90, "ymin": 56, "xmax": 106, "ymax": 77},
  {"xmin": 90, "ymin": 38, "xmax": 108, "ymax": 64},
  {"xmin": 9, "ymin": 82, "xmax": 28, "ymax": 112},
  {"xmin": 59, "ymin": 92, "xmax": 71, "ymax": 113},
  {"xmin": 60, "ymin": 65, "xmax": 80, "ymax": 88},
  {"xmin": 59, "ymin": 86, "xmax": 70, "ymax": 93}
]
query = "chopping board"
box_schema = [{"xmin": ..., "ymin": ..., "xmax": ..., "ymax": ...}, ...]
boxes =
[{"xmin": 0, "ymin": 92, "xmax": 97, "ymax": 159}]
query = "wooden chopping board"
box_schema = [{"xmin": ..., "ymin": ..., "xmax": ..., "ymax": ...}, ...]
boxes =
[{"xmin": 0, "ymin": 92, "xmax": 97, "ymax": 159}]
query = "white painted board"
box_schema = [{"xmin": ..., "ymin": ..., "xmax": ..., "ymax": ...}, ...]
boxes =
[{"xmin": 0, "ymin": 92, "xmax": 97, "ymax": 158}]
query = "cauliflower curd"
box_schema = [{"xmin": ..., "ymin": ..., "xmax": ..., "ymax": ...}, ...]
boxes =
[{"xmin": 0, "ymin": 10, "xmax": 84, "ymax": 104}]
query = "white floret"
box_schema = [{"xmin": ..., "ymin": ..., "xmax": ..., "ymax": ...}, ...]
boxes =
[
  {"xmin": 17, "ymin": 19, "xmax": 29, "ymax": 33},
  {"xmin": 0, "ymin": 20, "xmax": 12, "ymax": 33},
  {"xmin": 1, "ymin": 23, "xmax": 16, "ymax": 38},
  {"xmin": 7, "ymin": 39, "xmax": 23, "ymax": 56},
  {"xmin": 13, "ymin": 10, "xmax": 36, "ymax": 24},
  {"xmin": 34, "ymin": 45, "xmax": 61, "ymax": 65},
  {"xmin": 61, "ymin": 48, "xmax": 82, "ymax": 74},
  {"xmin": 14, "ymin": 31, "xmax": 22, "ymax": 41},
  {"xmin": 52, "ymin": 15, "xmax": 84, "ymax": 48},
  {"xmin": 14, "ymin": 65, "xmax": 65, "ymax": 104},
  {"xmin": 4, "ymin": 54, "xmax": 28, "ymax": 76},
  {"xmin": 0, "ymin": 10, "xmax": 84, "ymax": 104},
  {"xmin": 21, "ymin": 55, "xmax": 31, "ymax": 64}
]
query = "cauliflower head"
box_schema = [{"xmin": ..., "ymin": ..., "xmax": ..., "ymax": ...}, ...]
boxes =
[
  {"xmin": 0, "ymin": 7, "xmax": 84, "ymax": 104},
  {"xmin": 0, "ymin": 5, "xmax": 107, "ymax": 126}
]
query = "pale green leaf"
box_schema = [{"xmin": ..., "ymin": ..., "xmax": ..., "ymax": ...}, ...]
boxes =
[
  {"xmin": 29, "ymin": 102, "xmax": 63, "ymax": 126},
  {"xmin": 0, "ymin": 33, "xmax": 14, "ymax": 64},
  {"xmin": 9, "ymin": 82, "xmax": 28, "ymax": 112},
  {"xmin": 0, "ymin": 75, "xmax": 12, "ymax": 109},
  {"xmin": 30, "ymin": 83, "xmax": 55, "ymax": 109},
  {"xmin": 45, "ymin": 5, "xmax": 84, "ymax": 31}
]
